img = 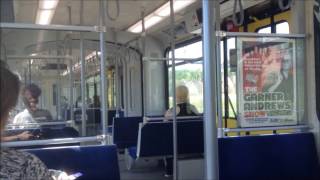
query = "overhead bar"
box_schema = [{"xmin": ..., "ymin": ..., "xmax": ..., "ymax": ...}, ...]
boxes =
[
  {"xmin": 219, "ymin": 31, "xmax": 306, "ymax": 38},
  {"xmin": 1, "ymin": 135, "xmax": 106, "ymax": 148},
  {"xmin": 202, "ymin": 0, "xmax": 219, "ymax": 179},
  {"xmin": 7, "ymin": 55, "xmax": 73, "ymax": 60},
  {"xmin": 143, "ymin": 57, "xmax": 202, "ymax": 61},
  {"xmin": 0, "ymin": 22, "xmax": 97, "ymax": 32}
]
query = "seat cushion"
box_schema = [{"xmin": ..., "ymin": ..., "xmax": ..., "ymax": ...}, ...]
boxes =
[{"xmin": 27, "ymin": 145, "xmax": 120, "ymax": 180}]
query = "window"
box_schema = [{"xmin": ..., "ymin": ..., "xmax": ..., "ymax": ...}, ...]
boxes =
[
  {"xmin": 257, "ymin": 21, "xmax": 289, "ymax": 34},
  {"xmin": 167, "ymin": 41, "xmax": 203, "ymax": 113},
  {"xmin": 223, "ymin": 38, "xmax": 237, "ymax": 119},
  {"xmin": 276, "ymin": 21, "xmax": 290, "ymax": 34},
  {"xmin": 258, "ymin": 26, "xmax": 272, "ymax": 34}
]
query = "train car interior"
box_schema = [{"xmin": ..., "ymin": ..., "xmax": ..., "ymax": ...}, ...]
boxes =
[{"xmin": 1, "ymin": 0, "xmax": 320, "ymax": 179}]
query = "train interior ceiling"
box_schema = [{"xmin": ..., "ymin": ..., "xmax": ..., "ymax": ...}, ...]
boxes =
[{"xmin": 1, "ymin": 0, "xmax": 320, "ymax": 180}]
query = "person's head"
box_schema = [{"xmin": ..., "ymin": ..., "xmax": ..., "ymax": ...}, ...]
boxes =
[
  {"xmin": 0, "ymin": 61, "xmax": 20, "ymax": 129},
  {"xmin": 22, "ymin": 83, "xmax": 41, "ymax": 112},
  {"xmin": 281, "ymin": 53, "xmax": 292, "ymax": 72},
  {"xmin": 176, "ymin": 85, "xmax": 189, "ymax": 104}
]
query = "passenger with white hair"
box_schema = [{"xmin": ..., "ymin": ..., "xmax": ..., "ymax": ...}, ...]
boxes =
[
  {"xmin": 163, "ymin": 85, "xmax": 199, "ymax": 177},
  {"xmin": 165, "ymin": 85, "xmax": 199, "ymax": 119}
]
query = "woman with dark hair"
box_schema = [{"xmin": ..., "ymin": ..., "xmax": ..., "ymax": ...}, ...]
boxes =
[{"xmin": 0, "ymin": 61, "xmax": 53, "ymax": 179}]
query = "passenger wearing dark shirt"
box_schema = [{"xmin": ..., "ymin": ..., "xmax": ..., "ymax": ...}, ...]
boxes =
[
  {"xmin": 165, "ymin": 85, "xmax": 199, "ymax": 119},
  {"xmin": 164, "ymin": 85, "xmax": 199, "ymax": 177}
]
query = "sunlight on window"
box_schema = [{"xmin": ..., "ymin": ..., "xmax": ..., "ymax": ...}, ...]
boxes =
[
  {"xmin": 276, "ymin": 22, "xmax": 290, "ymax": 34},
  {"xmin": 258, "ymin": 26, "xmax": 271, "ymax": 34},
  {"xmin": 168, "ymin": 41, "xmax": 203, "ymax": 112},
  {"xmin": 168, "ymin": 41, "xmax": 202, "ymax": 65}
]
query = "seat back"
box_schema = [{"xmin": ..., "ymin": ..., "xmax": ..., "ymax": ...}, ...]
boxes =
[
  {"xmin": 26, "ymin": 145, "xmax": 120, "ymax": 180},
  {"xmin": 137, "ymin": 119, "xmax": 203, "ymax": 158},
  {"xmin": 112, "ymin": 116, "xmax": 142, "ymax": 149},
  {"xmin": 218, "ymin": 133, "xmax": 320, "ymax": 180},
  {"xmin": 86, "ymin": 108, "xmax": 101, "ymax": 124},
  {"xmin": 108, "ymin": 110, "xmax": 124, "ymax": 126}
]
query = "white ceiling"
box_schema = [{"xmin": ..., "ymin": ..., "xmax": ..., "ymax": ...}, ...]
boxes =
[{"xmin": 13, "ymin": 0, "xmax": 170, "ymax": 30}]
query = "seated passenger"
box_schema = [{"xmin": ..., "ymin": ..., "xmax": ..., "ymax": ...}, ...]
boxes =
[
  {"xmin": 13, "ymin": 83, "xmax": 53, "ymax": 125},
  {"xmin": 0, "ymin": 61, "xmax": 75, "ymax": 179},
  {"xmin": 164, "ymin": 85, "xmax": 199, "ymax": 177},
  {"xmin": 165, "ymin": 85, "xmax": 199, "ymax": 119},
  {"xmin": 0, "ymin": 61, "xmax": 52, "ymax": 179},
  {"xmin": 1, "ymin": 131, "xmax": 33, "ymax": 142}
]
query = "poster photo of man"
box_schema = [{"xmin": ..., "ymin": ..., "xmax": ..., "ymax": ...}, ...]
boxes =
[{"xmin": 238, "ymin": 38, "xmax": 297, "ymax": 127}]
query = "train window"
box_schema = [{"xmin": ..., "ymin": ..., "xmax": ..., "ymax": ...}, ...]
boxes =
[
  {"xmin": 257, "ymin": 26, "xmax": 272, "ymax": 34},
  {"xmin": 224, "ymin": 38, "xmax": 237, "ymax": 119},
  {"xmin": 168, "ymin": 41, "xmax": 203, "ymax": 113},
  {"xmin": 276, "ymin": 21, "xmax": 290, "ymax": 34},
  {"xmin": 256, "ymin": 20, "xmax": 289, "ymax": 34}
]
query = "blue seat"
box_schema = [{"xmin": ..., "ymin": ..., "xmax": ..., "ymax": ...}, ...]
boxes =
[
  {"xmin": 112, "ymin": 116, "xmax": 143, "ymax": 149},
  {"xmin": 218, "ymin": 133, "xmax": 320, "ymax": 180},
  {"xmin": 27, "ymin": 145, "xmax": 120, "ymax": 180},
  {"xmin": 135, "ymin": 120, "xmax": 203, "ymax": 158},
  {"xmin": 108, "ymin": 110, "xmax": 124, "ymax": 126}
]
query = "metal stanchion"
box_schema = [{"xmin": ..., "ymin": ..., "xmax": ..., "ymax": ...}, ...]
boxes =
[{"xmin": 202, "ymin": 0, "xmax": 219, "ymax": 179}]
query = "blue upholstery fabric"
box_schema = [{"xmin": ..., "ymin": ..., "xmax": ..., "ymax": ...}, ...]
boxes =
[
  {"xmin": 108, "ymin": 110, "xmax": 124, "ymax": 126},
  {"xmin": 113, "ymin": 117, "xmax": 143, "ymax": 149},
  {"xmin": 218, "ymin": 133, "xmax": 320, "ymax": 180},
  {"xmin": 27, "ymin": 145, "xmax": 120, "ymax": 180},
  {"xmin": 137, "ymin": 120, "xmax": 203, "ymax": 157},
  {"xmin": 128, "ymin": 146, "xmax": 137, "ymax": 159}
]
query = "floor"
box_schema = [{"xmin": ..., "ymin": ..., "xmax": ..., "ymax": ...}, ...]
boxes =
[{"xmin": 118, "ymin": 154, "xmax": 172, "ymax": 180}]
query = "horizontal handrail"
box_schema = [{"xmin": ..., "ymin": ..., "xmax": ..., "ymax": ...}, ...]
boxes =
[
  {"xmin": 144, "ymin": 116, "xmax": 203, "ymax": 121},
  {"xmin": 143, "ymin": 57, "xmax": 202, "ymax": 61},
  {"xmin": 223, "ymin": 125, "xmax": 309, "ymax": 133},
  {"xmin": 218, "ymin": 31, "xmax": 306, "ymax": 38},
  {"xmin": 7, "ymin": 55, "xmax": 73, "ymax": 60},
  {"xmin": 6, "ymin": 120, "xmax": 74, "ymax": 128},
  {"xmin": 1, "ymin": 135, "xmax": 106, "ymax": 148},
  {"xmin": 0, "ymin": 23, "xmax": 97, "ymax": 32}
]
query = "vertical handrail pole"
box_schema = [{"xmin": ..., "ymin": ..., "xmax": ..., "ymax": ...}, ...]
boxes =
[
  {"xmin": 80, "ymin": 36, "xmax": 86, "ymax": 136},
  {"xmin": 28, "ymin": 59, "xmax": 32, "ymax": 83},
  {"xmin": 141, "ymin": 9, "xmax": 146, "ymax": 117},
  {"xmin": 99, "ymin": 0, "xmax": 108, "ymax": 144},
  {"xmin": 57, "ymin": 56, "xmax": 62, "ymax": 120},
  {"xmin": 223, "ymin": 38, "xmax": 229, "ymax": 130},
  {"xmin": 202, "ymin": 0, "xmax": 219, "ymax": 179},
  {"xmin": 67, "ymin": 4, "xmax": 74, "ymax": 122},
  {"xmin": 215, "ymin": 0, "xmax": 223, "ymax": 137},
  {"xmin": 69, "ymin": 59, "xmax": 74, "ymax": 121},
  {"xmin": 80, "ymin": 0, "xmax": 86, "ymax": 136},
  {"xmin": 169, "ymin": 0, "xmax": 178, "ymax": 179}
]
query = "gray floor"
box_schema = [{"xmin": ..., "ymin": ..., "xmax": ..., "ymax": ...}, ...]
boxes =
[{"xmin": 118, "ymin": 154, "xmax": 172, "ymax": 180}]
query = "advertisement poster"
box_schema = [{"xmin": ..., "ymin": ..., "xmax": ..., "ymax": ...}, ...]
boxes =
[{"xmin": 238, "ymin": 38, "xmax": 297, "ymax": 127}]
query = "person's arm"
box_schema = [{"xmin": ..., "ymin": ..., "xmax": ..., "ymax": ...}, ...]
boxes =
[
  {"xmin": 189, "ymin": 104, "xmax": 199, "ymax": 115},
  {"xmin": 1, "ymin": 131, "xmax": 33, "ymax": 142},
  {"xmin": 164, "ymin": 107, "xmax": 180, "ymax": 121},
  {"xmin": 24, "ymin": 152, "xmax": 53, "ymax": 179}
]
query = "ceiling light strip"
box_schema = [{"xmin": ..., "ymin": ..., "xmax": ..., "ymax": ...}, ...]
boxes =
[{"xmin": 128, "ymin": 0, "xmax": 196, "ymax": 33}]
